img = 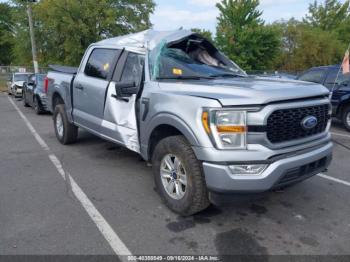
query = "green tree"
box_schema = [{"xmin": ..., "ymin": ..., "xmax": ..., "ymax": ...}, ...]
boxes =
[
  {"xmin": 304, "ymin": 0, "xmax": 350, "ymax": 46},
  {"xmin": 273, "ymin": 19, "xmax": 345, "ymax": 72},
  {"xmin": 215, "ymin": 0, "xmax": 280, "ymax": 71},
  {"xmin": 9, "ymin": 1, "xmax": 33, "ymax": 66},
  {"xmin": 11, "ymin": 0, "xmax": 155, "ymax": 66},
  {"xmin": 304, "ymin": 0, "xmax": 349, "ymax": 31},
  {"xmin": 191, "ymin": 28, "xmax": 214, "ymax": 43},
  {"xmin": 0, "ymin": 2, "xmax": 14, "ymax": 65}
]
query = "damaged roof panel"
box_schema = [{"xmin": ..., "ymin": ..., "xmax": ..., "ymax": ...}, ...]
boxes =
[{"xmin": 93, "ymin": 29, "xmax": 194, "ymax": 54}]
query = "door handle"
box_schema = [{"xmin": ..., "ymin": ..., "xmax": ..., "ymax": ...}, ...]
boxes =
[{"xmin": 75, "ymin": 84, "xmax": 84, "ymax": 90}]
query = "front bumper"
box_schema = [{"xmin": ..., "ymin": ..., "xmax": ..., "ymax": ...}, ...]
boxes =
[
  {"xmin": 13, "ymin": 88, "xmax": 23, "ymax": 97},
  {"xmin": 202, "ymin": 142, "xmax": 333, "ymax": 193}
]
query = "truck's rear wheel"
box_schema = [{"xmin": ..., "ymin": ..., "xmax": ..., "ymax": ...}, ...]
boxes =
[
  {"xmin": 342, "ymin": 105, "xmax": 350, "ymax": 132},
  {"xmin": 152, "ymin": 135, "xmax": 209, "ymax": 216},
  {"xmin": 53, "ymin": 104, "xmax": 78, "ymax": 145}
]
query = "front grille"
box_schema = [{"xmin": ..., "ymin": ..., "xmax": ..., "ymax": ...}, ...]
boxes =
[
  {"xmin": 267, "ymin": 104, "xmax": 329, "ymax": 143},
  {"xmin": 274, "ymin": 157, "xmax": 328, "ymax": 187}
]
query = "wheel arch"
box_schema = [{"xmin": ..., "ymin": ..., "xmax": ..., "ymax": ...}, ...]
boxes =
[
  {"xmin": 337, "ymin": 96, "xmax": 350, "ymax": 117},
  {"xmin": 52, "ymin": 91, "xmax": 64, "ymax": 109},
  {"xmin": 144, "ymin": 115, "xmax": 200, "ymax": 161}
]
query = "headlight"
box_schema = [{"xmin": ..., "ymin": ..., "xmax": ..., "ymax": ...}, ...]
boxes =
[{"xmin": 202, "ymin": 110, "xmax": 247, "ymax": 149}]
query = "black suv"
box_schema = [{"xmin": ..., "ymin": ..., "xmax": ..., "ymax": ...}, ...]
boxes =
[{"xmin": 298, "ymin": 65, "xmax": 350, "ymax": 131}]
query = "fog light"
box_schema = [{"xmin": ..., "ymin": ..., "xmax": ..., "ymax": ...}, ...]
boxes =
[{"xmin": 229, "ymin": 164, "xmax": 268, "ymax": 175}]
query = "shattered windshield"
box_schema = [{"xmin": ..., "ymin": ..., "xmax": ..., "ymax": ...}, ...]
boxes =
[{"xmin": 149, "ymin": 36, "xmax": 246, "ymax": 80}]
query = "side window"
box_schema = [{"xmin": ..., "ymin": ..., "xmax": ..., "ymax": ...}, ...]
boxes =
[
  {"xmin": 84, "ymin": 48, "xmax": 118, "ymax": 80},
  {"xmin": 325, "ymin": 69, "xmax": 339, "ymax": 85},
  {"xmin": 325, "ymin": 69, "xmax": 349, "ymax": 85},
  {"xmin": 120, "ymin": 53, "xmax": 145, "ymax": 85},
  {"xmin": 298, "ymin": 69, "xmax": 326, "ymax": 84}
]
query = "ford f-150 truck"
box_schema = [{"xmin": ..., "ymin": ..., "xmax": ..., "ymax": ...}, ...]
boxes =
[{"xmin": 47, "ymin": 30, "xmax": 333, "ymax": 215}]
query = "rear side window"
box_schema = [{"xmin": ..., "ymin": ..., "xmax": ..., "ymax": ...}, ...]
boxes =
[
  {"xmin": 85, "ymin": 48, "xmax": 118, "ymax": 80},
  {"xmin": 120, "ymin": 53, "xmax": 145, "ymax": 85},
  {"xmin": 298, "ymin": 69, "xmax": 326, "ymax": 84},
  {"xmin": 325, "ymin": 69, "xmax": 349, "ymax": 85}
]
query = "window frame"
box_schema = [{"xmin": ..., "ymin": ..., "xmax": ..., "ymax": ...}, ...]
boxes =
[
  {"xmin": 83, "ymin": 47, "xmax": 122, "ymax": 81},
  {"xmin": 112, "ymin": 51, "xmax": 145, "ymax": 83}
]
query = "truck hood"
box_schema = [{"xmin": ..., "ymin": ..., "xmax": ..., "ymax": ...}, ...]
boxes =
[
  {"xmin": 158, "ymin": 76, "xmax": 329, "ymax": 106},
  {"xmin": 12, "ymin": 81, "xmax": 25, "ymax": 88}
]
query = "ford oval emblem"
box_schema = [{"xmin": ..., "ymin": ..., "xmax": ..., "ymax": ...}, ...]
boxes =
[{"xmin": 301, "ymin": 116, "xmax": 318, "ymax": 130}]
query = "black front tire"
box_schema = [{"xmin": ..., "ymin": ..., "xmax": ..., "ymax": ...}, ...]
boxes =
[
  {"xmin": 152, "ymin": 135, "xmax": 209, "ymax": 216},
  {"xmin": 53, "ymin": 104, "xmax": 78, "ymax": 145},
  {"xmin": 342, "ymin": 105, "xmax": 350, "ymax": 132}
]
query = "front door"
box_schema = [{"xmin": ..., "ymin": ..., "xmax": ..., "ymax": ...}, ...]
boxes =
[
  {"xmin": 73, "ymin": 48, "xmax": 122, "ymax": 131},
  {"xmin": 101, "ymin": 52, "xmax": 145, "ymax": 153}
]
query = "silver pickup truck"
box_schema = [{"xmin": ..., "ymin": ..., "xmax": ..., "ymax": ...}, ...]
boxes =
[{"xmin": 47, "ymin": 29, "xmax": 333, "ymax": 215}]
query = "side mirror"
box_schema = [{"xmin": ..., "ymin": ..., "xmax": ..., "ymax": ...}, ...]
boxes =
[{"xmin": 27, "ymin": 80, "xmax": 35, "ymax": 86}]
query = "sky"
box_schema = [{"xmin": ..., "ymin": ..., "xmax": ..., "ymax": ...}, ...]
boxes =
[
  {"xmin": 151, "ymin": 0, "xmax": 316, "ymax": 32},
  {"xmin": 0, "ymin": 0, "xmax": 342, "ymax": 33}
]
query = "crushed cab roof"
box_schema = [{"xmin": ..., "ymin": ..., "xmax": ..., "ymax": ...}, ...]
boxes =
[{"xmin": 93, "ymin": 29, "xmax": 194, "ymax": 54}]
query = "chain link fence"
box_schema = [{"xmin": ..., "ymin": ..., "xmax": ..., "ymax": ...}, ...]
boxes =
[{"xmin": 0, "ymin": 66, "xmax": 48, "ymax": 92}]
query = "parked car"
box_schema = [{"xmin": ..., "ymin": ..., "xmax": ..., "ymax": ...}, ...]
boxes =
[
  {"xmin": 7, "ymin": 73, "xmax": 33, "ymax": 97},
  {"xmin": 47, "ymin": 29, "xmax": 332, "ymax": 215},
  {"xmin": 297, "ymin": 65, "xmax": 350, "ymax": 131},
  {"xmin": 23, "ymin": 73, "xmax": 49, "ymax": 114}
]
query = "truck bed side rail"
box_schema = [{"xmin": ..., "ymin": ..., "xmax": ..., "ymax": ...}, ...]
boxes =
[{"xmin": 49, "ymin": 65, "xmax": 78, "ymax": 74}]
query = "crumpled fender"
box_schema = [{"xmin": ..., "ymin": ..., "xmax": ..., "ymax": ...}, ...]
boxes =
[{"xmin": 141, "ymin": 112, "xmax": 200, "ymax": 159}]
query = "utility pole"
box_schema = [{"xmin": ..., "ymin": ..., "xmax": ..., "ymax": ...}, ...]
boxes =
[{"xmin": 26, "ymin": 0, "xmax": 39, "ymax": 73}]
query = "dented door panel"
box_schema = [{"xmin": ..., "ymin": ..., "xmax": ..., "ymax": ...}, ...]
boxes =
[{"xmin": 102, "ymin": 81, "xmax": 140, "ymax": 152}]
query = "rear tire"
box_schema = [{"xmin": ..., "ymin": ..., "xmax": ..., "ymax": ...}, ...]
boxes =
[
  {"xmin": 34, "ymin": 96, "xmax": 44, "ymax": 115},
  {"xmin": 152, "ymin": 135, "xmax": 209, "ymax": 216},
  {"xmin": 53, "ymin": 104, "xmax": 78, "ymax": 145},
  {"xmin": 342, "ymin": 105, "xmax": 350, "ymax": 132}
]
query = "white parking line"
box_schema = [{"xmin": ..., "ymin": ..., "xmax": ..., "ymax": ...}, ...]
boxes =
[
  {"xmin": 8, "ymin": 97, "xmax": 132, "ymax": 260},
  {"xmin": 331, "ymin": 132, "xmax": 350, "ymax": 138},
  {"xmin": 318, "ymin": 173, "xmax": 350, "ymax": 187}
]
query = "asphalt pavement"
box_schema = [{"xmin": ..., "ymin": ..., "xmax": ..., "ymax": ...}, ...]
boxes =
[{"xmin": 1, "ymin": 93, "xmax": 350, "ymax": 258}]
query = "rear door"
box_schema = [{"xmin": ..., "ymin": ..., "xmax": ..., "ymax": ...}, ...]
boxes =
[
  {"xmin": 72, "ymin": 48, "xmax": 122, "ymax": 132},
  {"xmin": 101, "ymin": 51, "xmax": 145, "ymax": 152}
]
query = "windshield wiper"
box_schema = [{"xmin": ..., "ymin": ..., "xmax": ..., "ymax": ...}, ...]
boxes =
[{"xmin": 156, "ymin": 76, "xmax": 213, "ymax": 80}]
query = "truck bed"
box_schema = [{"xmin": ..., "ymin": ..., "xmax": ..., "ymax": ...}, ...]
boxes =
[
  {"xmin": 49, "ymin": 65, "xmax": 78, "ymax": 74},
  {"xmin": 46, "ymin": 67, "xmax": 75, "ymax": 114}
]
